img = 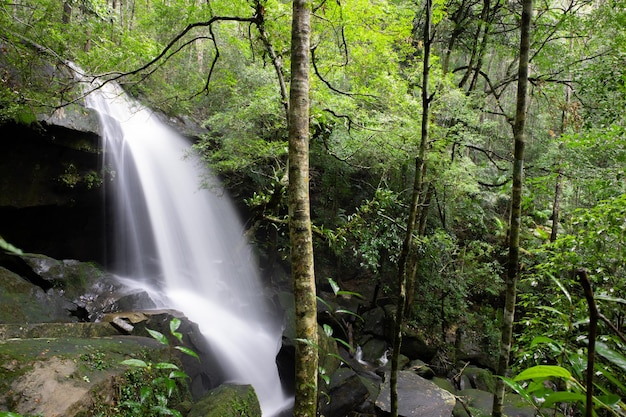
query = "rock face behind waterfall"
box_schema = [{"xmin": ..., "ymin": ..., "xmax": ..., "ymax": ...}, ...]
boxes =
[{"xmin": 0, "ymin": 92, "xmax": 207, "ymax": 265}]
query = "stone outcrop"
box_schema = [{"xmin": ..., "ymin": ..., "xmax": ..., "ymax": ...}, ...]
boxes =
[
  {"xmin": 376, "ymin": 370, "xmax": 456, "ymax": 417},
  {"xmin": 187, "ymin": 384, "xmax": 262, "ymax": 417}
]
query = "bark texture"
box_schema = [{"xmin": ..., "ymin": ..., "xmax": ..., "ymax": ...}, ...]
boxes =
[
  {"xmin": 492, "ymin": 0, "xmax": 533, "ymax": 415},
  {"xmin": 288, "ymin": 1, "xmax": 318, "ymax": 416}
]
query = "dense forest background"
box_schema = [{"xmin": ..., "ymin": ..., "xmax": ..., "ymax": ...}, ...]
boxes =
[{"xmin": 1, "ymin": 0, "xmax": 625, "ymax": 414}]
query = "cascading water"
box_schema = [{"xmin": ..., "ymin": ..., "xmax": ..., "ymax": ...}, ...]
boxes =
[{"xmin": 82, "ymin": 77, "xmax": 292, "ymax": 416}]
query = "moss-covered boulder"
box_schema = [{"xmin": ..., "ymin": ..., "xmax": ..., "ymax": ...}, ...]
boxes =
[
  {"xmin": 0, "ymin": 335, "xmax": 181, "ymax": 416},
  {"xmin": 453, "ymin": 389, "xmax": 535, "ymax": 417},
  {"xmin": 462, "ymin": 366, "xmax": 496, "ymax": 392},
  {"xmin": 0, "ymin": 266, "xmax": 75, "ymax": 323},
  {"xmin": 187, "ymin": 384, "xmax": 262, "ymax": 417}
]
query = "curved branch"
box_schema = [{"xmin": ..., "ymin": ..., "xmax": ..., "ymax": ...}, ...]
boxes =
[
  {"xmin": 311, "ymin": 45, "xmax": 377, "ymax": 99},
  {"xmin": 92, "ymin": 15, "xmax": 256, "ymax": 83}
]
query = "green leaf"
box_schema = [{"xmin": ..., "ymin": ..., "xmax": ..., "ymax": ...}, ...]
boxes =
[
  {"xmin": 334, "ymin": 309, "xmax": 364, "ymax": 321},
  {"xmin": 596, "ymin": 294, "xmax": 626, "ymax": 305},
  {"xmin": 169, "ymin": 318, "xmax": 181, "ymax": 333},
  {"xmin": 295, "ymin": 337, "xmax": 320, "ymax": 350},
  {"xmin": 121, "ymin": 358, "xmax": 149, "ymax": 368},
  {"xmin": 147, "ymin": 328, "xmax": 169, "ymax": 346},
  {"xmin": 323, "ymin": 323, "xmax": 334, "ymax": 337},
  {"xmin": 547, "ymin": 273, "xmax": 571, "ymax": 305},
  {"xmin": 596, "ymin": 394, "xmax": 621, "ymax": 407},
  {"xmin": 155, "ymin": 362, "xmax": 179, "ymax": 370},
  {"xmin": 174, "ymin": 345, "xmax": 200, "ymax": 361},
  {"xmin": 513, "ymin": 365, "xmax": 572, "ymax": 381},
  {"xmin": 162, "ymin": 378, "xmax": 177, "ymax": 397},
  {"xmin": 499, "ymin": 376, "xmax": 535, "ymax": 405},
  {"xmin": 595, "ymin": 341, "xmax": 626, "ymax": 372},
  {"xmin": 334, "ymin": 337, "xmax": 352, "ymax": 351},
  {"xmin": 169, "ymin": 370, "xmax": 189, "ymax": 379},
  {"xmin": 336, "ymin": 290, "xmax": 364, "ymax": 299},
  {"xmin": 327, "ymin": 277, "xmax": 341, "ymax": 295},
  {"xmin": 596, "ymin": 364, "xmax": 626, "ymax": 392},
  {"xmin": 529, "ymin": 335, "xmax": 557, "ymax": 347},
  {"xmin": 140, "ymin": 386, "xmax": 153, "ymax": 403},
  {"xmin": 0, "ymin": 236, "xmax": 23, "ymax": 255},
  {"xmin": 0, "ymin": 412, "xmax": 27, "ymax": 417},
  {"xmin": 536, "ymin": 306, "xmax": 568, "ymax": 319},
  {"xmin": 542, "ymin": 391, "xmax": 586, "ymax": 408},
  {"xmin": 170, "ymin": 318, "xmax": 183, "ymax": 344}
]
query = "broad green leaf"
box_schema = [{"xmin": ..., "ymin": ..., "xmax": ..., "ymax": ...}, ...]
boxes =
[
  {"xmin": 169, "ymin": 370, "xmax": 189, "ymax": 379},
  {"xmin": 155, "ymin": 362, "xmax": 179, "ymax": 370},
  {"xmin": 596, "ymin": 394, "xmax": 621, "ymax": 407},
  {"xmin": 513, "ymin": 365, "xmax": 572, "ymax": 381},
  {"xmin": 542, "ymin": 391, "xmax": 586, "ymax": 408},
  {"xmin": 147, "ymin": 328, "xmax": 169, "ymax": 346},
  {"xmin": 174, "ymin": 345, "xmax": 200, "ymax": 361},
  {"xmin": 323, "ymin": 323, "xmax": 334, "ymax": 337},
  {"xmin": 530, "ymin": 335, "xmax": 557, "ymax": 348},
  {"xmin": 121, "ymin": 358, "xmax": 149, "ymax": 368},
  {"xmin": 170, "ymin": 318, "xmax": 183, "ymax": 344},
  {"xmin": 170, "ymin": 318, "xmax": 181, "ymax": 333},
  {"xmin": 595, "ymin": 341, "xmax": 626, "ymax": 372},
  {"xmin": 0, "ymin": 413, "xmax": 27, "ymax": 417}
]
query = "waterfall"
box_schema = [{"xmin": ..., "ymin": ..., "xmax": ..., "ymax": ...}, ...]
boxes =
[{"xmin": 82, "ymin": 78, "xmax": 291, "ymax": 416}]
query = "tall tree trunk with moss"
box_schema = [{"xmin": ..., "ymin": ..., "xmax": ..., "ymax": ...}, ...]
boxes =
[
  {"xmin": 491, "ymin": 0, "xmax": 532, "ymax": 415},
  {"xmin": 391, "ymin": 0, "xmax": 432, "ymax": 415},
  {"xmin": 288, "ymin": 1, "xmax": 318, "ymax": 416}
]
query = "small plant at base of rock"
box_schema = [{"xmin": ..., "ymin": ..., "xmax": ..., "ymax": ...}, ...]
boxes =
[
  {"xmin": 80, "ymin": 350, "xmax": 109, "ymax": 371},
  {"xmin": 118, "ymin": 318, "xmax": 199, "ymax": 417}
]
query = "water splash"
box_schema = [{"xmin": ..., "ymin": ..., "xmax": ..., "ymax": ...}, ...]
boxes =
[{"xmin": 83, "ymin": 79, "xmax": 291, "ymax": 416}]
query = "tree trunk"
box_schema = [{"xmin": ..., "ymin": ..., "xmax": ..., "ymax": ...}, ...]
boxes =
[
  {"xmin": 550, "ymin": 146, "xmax": 563, "ymax": 242},
  {"xmin": 391, "ymin": 0, "xmax": 432, "ymax": 415},
  {"xmin": 288, "ymin": 1, "xmax": 318, "ymax": 416},
  {"xmin": 62, "ymin": 1, "xmax": 72, "ymax": 24},
  {"xmin": 491, "ymin": 0, "xmax": 532, "ymax": 415}
]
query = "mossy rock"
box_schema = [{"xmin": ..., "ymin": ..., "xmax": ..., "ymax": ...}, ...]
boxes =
[
  {"xmin": 462, "ymin": 366, "xmax": 496, "ymax": 392},
  {"xmin": 454, "ymin": 389, "xmax": 535, "ymax": 417},
  {"xmin": 187, "ymin": 384, "xmax": 262, "ymax": 417},
  {"xmin": 0, "ymin": 266, "xmax": 75, "ymax": 323},
  {"xmin": 0, "ymin": 336, "xmax": 170, "ymax": 416}
]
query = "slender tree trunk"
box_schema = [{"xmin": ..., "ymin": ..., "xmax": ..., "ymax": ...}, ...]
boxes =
[
  {"xmin": 391, "ymin": 0, "xmax": 431, "ymax": 415},
  {"xmin": 492, "ymin": 0, "xmax": 532, "ymax": 415},
  {"xmin": 62, "ymin": 1, "xmax": 72, "ymax": 24},
  {"xmin": 550, "ymin": 144, "xmax": 564, "ymax": 242},
  {"xmin": 288, "ymin": 1, "xmax": 318, "ymax": 416},
  {"xmin": 550, "ymin": 48, "xmax": 572, "ymax": 242}
]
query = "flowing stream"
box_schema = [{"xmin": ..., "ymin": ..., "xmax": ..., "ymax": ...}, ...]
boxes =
[{"xmin": 82, "ymin": 78, "xmax": 291, "ymax": 416}]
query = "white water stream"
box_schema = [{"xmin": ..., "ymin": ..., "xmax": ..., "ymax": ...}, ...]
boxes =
[{"xmin": 82, "ymin": 79, "xmax": 291, "ymax": 416}]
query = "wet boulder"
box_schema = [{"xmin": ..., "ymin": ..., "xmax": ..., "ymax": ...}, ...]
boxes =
[{"xmin": 376, "ymin": 370, "xmax": 456, "ymax": 417}]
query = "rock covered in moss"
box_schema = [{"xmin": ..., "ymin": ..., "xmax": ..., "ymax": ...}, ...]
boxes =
[{"xmin": 187, "ymin": 384, "xmax": 262, "ymax": 417}]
